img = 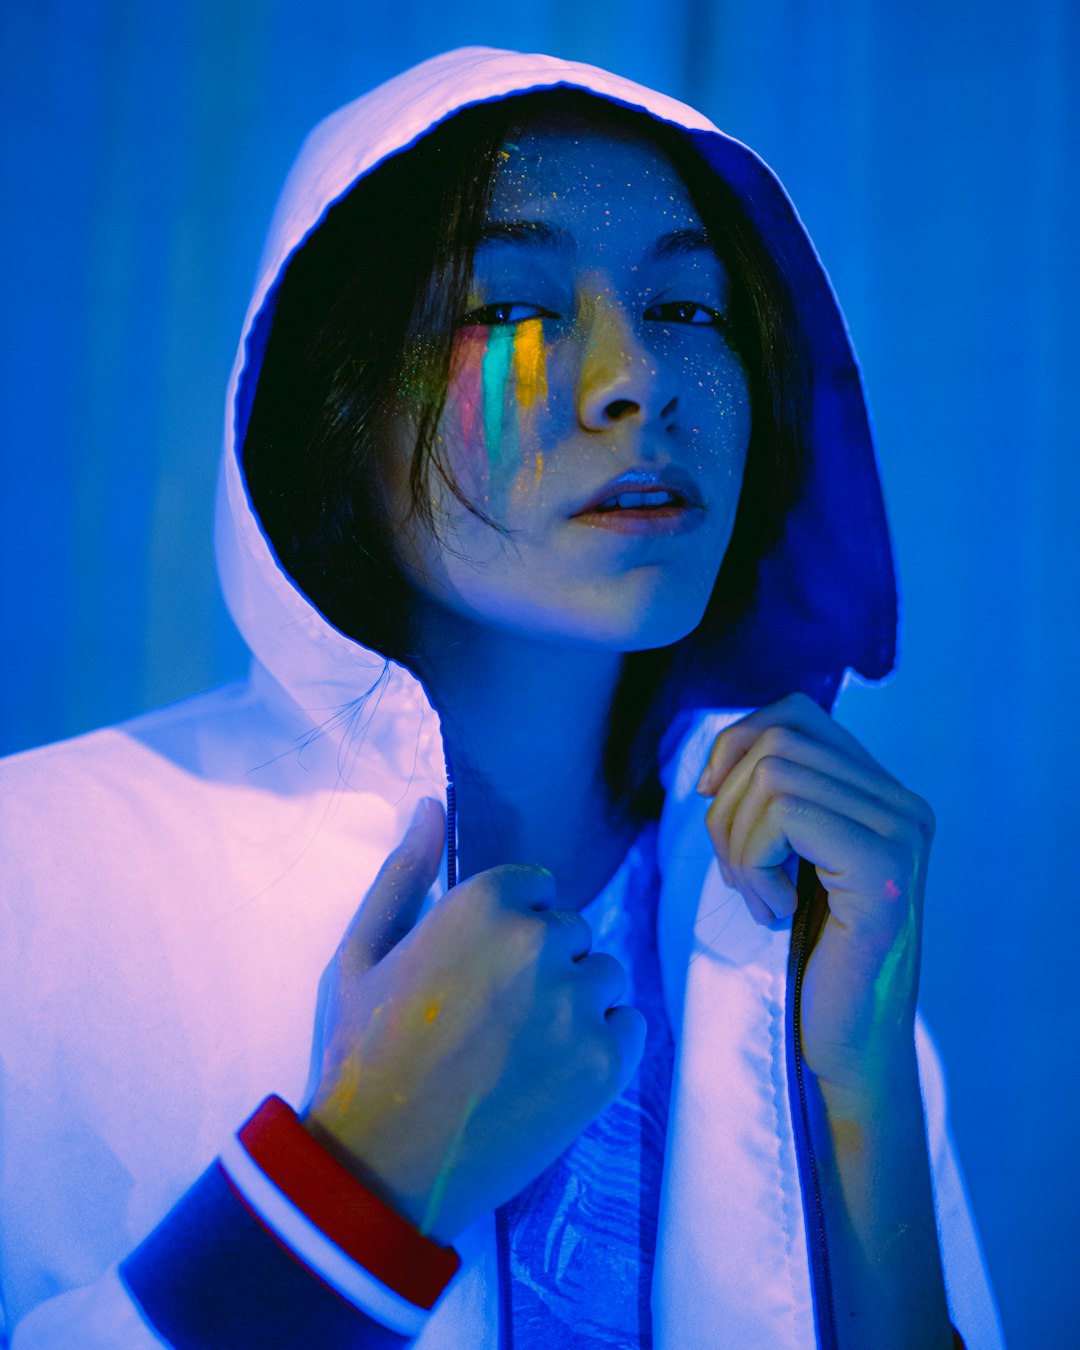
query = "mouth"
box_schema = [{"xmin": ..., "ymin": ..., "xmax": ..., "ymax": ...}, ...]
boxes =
[
  {"xmin": 572, "ymin": 497, "xmax": 705, "ymax": 535},
  {"xmin": 570, "ymin": 470, "xmax": 705, "ymax": 536}
]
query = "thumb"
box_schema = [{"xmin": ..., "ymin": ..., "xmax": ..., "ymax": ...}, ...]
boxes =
[{"xmin": 341, "ymin": 797, "xmax": 446, "ymax": 975}]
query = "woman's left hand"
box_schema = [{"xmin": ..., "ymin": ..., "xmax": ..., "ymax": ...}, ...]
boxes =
[{"xmin": 695, "ymin": 691, "xmax": 936, "ymax": 1094}]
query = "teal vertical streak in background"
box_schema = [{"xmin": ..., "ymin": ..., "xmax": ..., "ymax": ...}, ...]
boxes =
[{"xmin": 1, "ymin": 3, "xmax": 1075, "ymax": 1341}]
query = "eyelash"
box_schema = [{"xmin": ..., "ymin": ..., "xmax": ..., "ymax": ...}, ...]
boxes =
[
  {"xmin": 459, "ymin": 301, "xmax": 727, "ymax": 328},
  {"xmin": 459, "ymin": 302, "xmax": 554, "ymax": 327}
]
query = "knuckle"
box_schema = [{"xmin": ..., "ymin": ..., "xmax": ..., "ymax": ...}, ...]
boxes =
[
  {"xmin": 751, "ymin": 752, "xmax": 788, "ymax": 791},
  {"xmin": 772, "ymin": 789, "xmax": 802, "ymax": 816},
  {"xmin": 910, "ymin": 793, "xmax": 937, "ymax": 840},
  {"xmin": 759, "ymin": 724, "xmax": 796, "ymax": 757},
  {"xmin": 580, "ymin": 950, "xmax": 625, "ymax": 996}
]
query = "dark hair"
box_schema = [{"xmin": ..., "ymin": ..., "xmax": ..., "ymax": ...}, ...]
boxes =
[{"xmin": 243, "ymin": 89, "xmax": 808, "ymax": 824}]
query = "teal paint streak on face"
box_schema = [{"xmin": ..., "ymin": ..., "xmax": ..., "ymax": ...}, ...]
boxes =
[{"xmin": 481, "ymin": 327, "xmax": 516, "ymax": 472}]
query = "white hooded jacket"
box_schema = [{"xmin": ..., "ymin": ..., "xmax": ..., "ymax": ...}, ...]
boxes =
[{"xmin": 0, "ymin": 47, "xmax": 1004, "ymax": 1348}]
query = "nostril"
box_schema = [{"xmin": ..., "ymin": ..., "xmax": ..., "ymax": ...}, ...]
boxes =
[{"xmin": 604, "ymin": 398, "xmax": 640, "ymax": 421}]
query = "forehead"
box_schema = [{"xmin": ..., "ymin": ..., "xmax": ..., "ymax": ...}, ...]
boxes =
[{"xmin": 485, "ymin": 120, "xmax": 705, "ymax": 239}]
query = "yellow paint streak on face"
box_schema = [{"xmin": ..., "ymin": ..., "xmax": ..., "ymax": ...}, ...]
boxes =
[
  {"xmin": 512, "ymin": 317, "xmax": 547, "ymax": 408},
  {"xmin": 425, "ymin": 1002, "xmax": 440, "ymax": 1023},
  {"xmin": 535, "ymin": 451, "xmax": 544, "ymax": 486}
]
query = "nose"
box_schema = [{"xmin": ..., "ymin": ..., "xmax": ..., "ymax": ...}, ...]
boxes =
[{"xmin": 577, "ymin": 294, "xmax": 678, "ymax": 432}]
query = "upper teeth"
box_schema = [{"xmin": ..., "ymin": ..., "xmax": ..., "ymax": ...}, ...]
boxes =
[{"xmin": 599, "ymin": 490, "xmax": 677, "ymax": 509}]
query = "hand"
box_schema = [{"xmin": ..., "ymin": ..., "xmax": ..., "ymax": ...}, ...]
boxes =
[
  {"xmin": 303, "ymin": 798, "xmax": 646, "ymax": 1244},
  {"xmin": 695, "ymin": 692, "xmax": 935, "ymax": 1094}
]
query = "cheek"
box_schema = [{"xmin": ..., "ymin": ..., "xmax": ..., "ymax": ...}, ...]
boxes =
[
  {"xmin": 690, "ymin": 349, "xmax": 753, "ymax": 477},
  {"xmin": 444, "ymin": 322, "xmax": 549, "ymax": 505}
]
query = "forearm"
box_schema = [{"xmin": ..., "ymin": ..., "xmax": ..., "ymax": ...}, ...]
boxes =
[{"xmin": 811, "ymin": 1049, "xmax": 953, "ymax": 1350}]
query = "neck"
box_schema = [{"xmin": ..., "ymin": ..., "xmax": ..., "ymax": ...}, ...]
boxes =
[{"xmin": 405, "ymin": 600, "xmax": 634, "ymax": 895}]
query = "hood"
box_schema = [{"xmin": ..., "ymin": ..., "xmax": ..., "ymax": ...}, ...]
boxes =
[{"xmin": 214, "ymin": 46, "xmax": 897, "ymax": 734}]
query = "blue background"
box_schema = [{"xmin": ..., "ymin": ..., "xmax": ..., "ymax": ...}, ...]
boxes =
[{"xmin": 2, "ymin": 3, "xmax": 1076, "ymax": 1342}]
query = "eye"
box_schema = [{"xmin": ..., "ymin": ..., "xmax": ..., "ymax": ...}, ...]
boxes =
[
  {"xmin": 644, "ymin": 300, "xmax": 723, "ymax": 326},
  {"xmin": 460, "ymin": 302, "xmax": 554, "ymax": 327}
]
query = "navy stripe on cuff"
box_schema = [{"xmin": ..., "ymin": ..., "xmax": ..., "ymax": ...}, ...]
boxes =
[{"xmin": 120, "ymin": 1162, "xmax": 413, "ymax": 1349}]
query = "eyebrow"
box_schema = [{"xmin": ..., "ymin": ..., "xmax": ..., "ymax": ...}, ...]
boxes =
[
  {"xmin": 474, "ymin": 221, "xmax": 717, "ymax": 266},
  {"xmin": 475, "ymin": 220, "xmax": 574, "ymax": 254},
  {"xmin": 645, "ymin": 227, "xmax": 716, "ymax": 265}
]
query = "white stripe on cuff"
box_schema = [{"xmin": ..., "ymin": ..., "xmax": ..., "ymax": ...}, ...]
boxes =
[{"xmin": 218, "ymin": 1133, "xmax": 429, "ymax": 1339}]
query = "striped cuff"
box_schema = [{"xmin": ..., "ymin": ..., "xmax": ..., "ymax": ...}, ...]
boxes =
[
  {"xmin": 120, "ymin": 1162, "xmax": 416, "ymax": 1348},
  {"xmin": 119, "ymin": 1097, "xmax": 461, "ymax": 1349},
  {"xmin": 226, "ymin": 1096, "xmax": 460, "ymax": 1329}
]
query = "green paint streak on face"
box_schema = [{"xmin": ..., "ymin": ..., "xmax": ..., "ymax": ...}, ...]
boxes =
[{"xmin": 481, "ymin": 327, "xmax": 516, "ymax": 472}]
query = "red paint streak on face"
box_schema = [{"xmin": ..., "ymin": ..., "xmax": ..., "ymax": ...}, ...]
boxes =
[
  {"xmin": 451, "ymin": 327, "xmax": 487, "ymax": 457},
  {"xmin": 883, "ymin": 879, "xmax": 902, "ymax": 901}
]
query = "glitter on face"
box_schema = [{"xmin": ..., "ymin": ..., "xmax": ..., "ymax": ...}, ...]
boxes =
[{"xmin": 380, "ymin": 123, "xmax": 753, "ymax": 654}]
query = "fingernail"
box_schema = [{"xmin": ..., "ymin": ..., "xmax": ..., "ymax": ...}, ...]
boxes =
[{"xmin": 695, "ymin": 770, "xmax": 712, "ymax": 797}]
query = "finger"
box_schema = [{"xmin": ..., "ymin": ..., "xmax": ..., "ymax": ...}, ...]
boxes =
[
  {"xmin": 341, "ymin": 797, "xmax": 446, "ymax": 975},
  {"xmin": 479, "ymin": 862, "xmax": 559, "ymax": 914},
  {"xmin": 741, "ymin": 794, "xmax": 924, "ymax": 936},
  {"xmin": 603, "ymin": 1004, "xmax": 648, "ymax": 1091},
  {"xmin": 695, "ymin": 692, "xmax": 894, "ymax": 798},
  {"xmin": 701, "ymin": 725, "xmax": 909, "ymax": 863},
  {"xmin": 573, "ymin": 950, "xmax": 627, "ymax": 1009},
  {"xmin": 725, "ymin": 756, "xmax": 908, "ymax": 883},
  {"xmin": 538, "ymin": 906, "xmax": 594, "ymax": 963}
]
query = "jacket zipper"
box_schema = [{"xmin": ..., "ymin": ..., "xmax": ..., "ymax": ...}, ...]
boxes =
[
  {"xmin": 441, "ymin": 746, "xmax": 514, "ymax": 1349},
  {"xmin": 445, "ymin": 751, "xmax": 836, "ymax": 1347},
  {"xmin": 443, "ymin": 741, "xmax": 458, "ymax": 891},
  {"xmin": 787, "ymin": 857, "xmax": 839, "ymax": 1349}
]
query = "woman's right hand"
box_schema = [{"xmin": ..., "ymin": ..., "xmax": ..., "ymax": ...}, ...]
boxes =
[{"xmin": 302, "ymin": 797, "xmax": 646, "ymax": 1246}]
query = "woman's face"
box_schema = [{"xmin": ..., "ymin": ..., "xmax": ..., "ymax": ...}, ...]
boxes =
[{"xmin": 381, "ymin": 118, "xmax": 752, "ymax": 653}]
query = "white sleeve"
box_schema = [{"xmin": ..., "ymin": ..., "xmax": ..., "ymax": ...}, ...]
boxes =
[
  {"xmin": 6, "ymin": 1266, "xmax": 167, "ymax": 1349},
  {"xmin": 915, "ymin": 1013, "xmax": 1006, "ymax": 1350}
]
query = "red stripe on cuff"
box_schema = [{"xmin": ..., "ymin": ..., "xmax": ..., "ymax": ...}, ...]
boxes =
[{"xmin": 238, "ymin": 1096, "xmax": 460, "ymax": 1310}]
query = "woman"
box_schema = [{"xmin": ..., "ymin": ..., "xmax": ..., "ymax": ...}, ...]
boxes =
[{"xmin": 0, "ymin": 47, "xmax": 1002, "ymax": 1349}]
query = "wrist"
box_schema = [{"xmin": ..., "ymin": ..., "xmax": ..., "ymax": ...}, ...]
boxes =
[
  {"xmin": 241, "ymin": 1097, "xmax": 461, "ymax": 1302},
  {"xmin": 299, "ymin": 1109, "xmax": 455, "ymax": 1244}
]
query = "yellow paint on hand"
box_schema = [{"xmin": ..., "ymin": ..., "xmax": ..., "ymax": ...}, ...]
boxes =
[{"xmin": 324, "ymin": 1052, "xmax": 363, "ymax": 1117}]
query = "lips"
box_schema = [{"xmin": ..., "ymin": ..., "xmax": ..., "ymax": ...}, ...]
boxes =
[{"xmin": 570, "ymin": 466, "xmax": 704, "ymax": 518}]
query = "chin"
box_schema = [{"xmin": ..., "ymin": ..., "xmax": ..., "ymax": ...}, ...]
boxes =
[{"xmin": 525, "ymin": 595, "xmax": 711, "ymax": 654}]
